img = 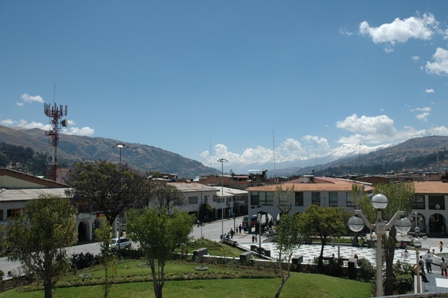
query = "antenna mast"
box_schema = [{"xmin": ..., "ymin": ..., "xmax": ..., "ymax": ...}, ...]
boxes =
[
  {"xmin": 44, "ymin": 102, "xmax": 68, "ymax": 181},
  {"xmin": 272, "ymin": 128, "xmax": 276, "ymax": 182}
]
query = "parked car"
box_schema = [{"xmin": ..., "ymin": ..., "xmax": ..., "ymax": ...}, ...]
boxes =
[{"xmin": 110, "ymin": 237, "xmax": 132, "ymax": 250}]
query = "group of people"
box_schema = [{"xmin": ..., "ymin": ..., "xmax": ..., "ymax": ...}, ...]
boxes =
[{"xmin": 412, "ymin": 248, "xmax": 448, "ymax": 283}]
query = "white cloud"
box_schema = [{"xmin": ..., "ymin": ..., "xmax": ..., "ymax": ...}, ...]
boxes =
[
  {"xmin": 425, "ymin": 47, "xmax": 448, "ymax": 75},
  {"xmin": 62, "ymin": 126, "xmax": 95, "ymax": 136},
  {"xmin": 412, "ymin": 56, "xmax": 420, "ymax": 62},
  {"xmin": 339, "ymin": 27, "xmax": 353, "ymax": 36},
  {"xmin": 411, "ymin": 107, "xmax": 431, "ymax": 122},
  {"xmin": 20, "ymin": 93, "xmax": 44, "ymax": 104},
  {"xmin": 336, "ymin": 114, "xmax": 397, "ymax": 137},
  {"xmin": 428, "ymin": 125, "xmax": 448, "ymax": 136},
  {"xmin": 16, "ymin": 102, "xmax": 23, "ymax": 106},
  {"xmin": 0, "ymin": 118, "xmax": 94, "ymax": 137},
  {"xmin": 359, "ymin": 13, "xmax": 437, "ymax": 45},
  {"xmin": 425, "ymin": 89, "xmax": 435, "ymax": 93}
]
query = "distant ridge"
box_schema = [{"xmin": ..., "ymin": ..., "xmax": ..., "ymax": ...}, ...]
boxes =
[{"xmin": 0, "ymin": 125, "xmax": 218, "ymax": 178}]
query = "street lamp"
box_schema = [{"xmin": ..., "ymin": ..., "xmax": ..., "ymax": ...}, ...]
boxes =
[
  {"xmin": 348, "ymin": 194, "xmax": 411, "ymax": 297},
  {"xmin": 218, "ymin": 158, "xmax": 227, "ymax": 238},
  {"xmin": 115, "ymin": 143, "xmax": 128, "ymax": 163},
  {"xmin": 410, "ymin": 211, "xmax": 425, "ymax": 294}
]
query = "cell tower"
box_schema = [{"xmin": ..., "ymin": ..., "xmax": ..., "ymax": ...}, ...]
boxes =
[{"xmin": 44, "ymin": 103, "xmax": 68, "ymax": 181}]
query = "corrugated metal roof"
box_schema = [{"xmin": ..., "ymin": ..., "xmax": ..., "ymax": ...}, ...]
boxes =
[
  {"xmin": 167, "ymin": 182, "xmax": 218, "ymax": 193},
  {"xmin": 0, "ymin": 188, "xmax": 70, "ymax": 202}
]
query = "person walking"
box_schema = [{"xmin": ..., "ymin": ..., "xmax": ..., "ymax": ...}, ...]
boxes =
[
  {"xmin": 238, "ymin": 224, "xmax": 242, "ymax": 234},
  {"xmin": 425, "ymin": 250, "xmax": 433, "ymax": 273},
  {"xmin": 441, "ymin": 257, "xmax": 448, "ymax": 277},
  {"xmin": 440, "ymin": 241, "xmax": 444, "ymax": 253}
]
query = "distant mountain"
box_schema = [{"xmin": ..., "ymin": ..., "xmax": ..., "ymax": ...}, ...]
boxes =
[
  {"xmin": 272, "ymin": 136, "xmax": 448, "ymax": 177},
  {"xmin": 0, "ymin": 125, "xmax": 219, "ymax": 178}
]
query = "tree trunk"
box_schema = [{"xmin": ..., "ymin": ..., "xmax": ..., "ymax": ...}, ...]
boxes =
[
  {"xmin": 44, "ymin": 280, "xmax": 52, "ymax": 298},
  {"xmin": 275, "ymin": 274, "xmax": 290, "ymax": 298}
]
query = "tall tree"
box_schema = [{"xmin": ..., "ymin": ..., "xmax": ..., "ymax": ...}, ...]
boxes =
[
  {"xmin": 65, "ymin": 160, "xmax": 150, "ymax": 226},
  {"xmin": 358, "ymin": 182, "xmax": 414, "ymax": 296},
  {"xmin": 274, "ymin": 213, "xmax": 301, "ymax": 298},
  {"xmin": 94, "ymin": 222, "xmax": 117, "ymax": 298},
  {"xmin": 275, "ymin": 185, "xmax": 295, "ymax": 215},
  {"xmin": 3, "ymin": 195, "xmax": 77, "ymax": 298},
  {"xmin": 126, "ymin": 208, "xmax": 195, "ymax": 298},
  {"xmin": 298, "ymin": 205, "xmax": 351, "ymax": 271}
]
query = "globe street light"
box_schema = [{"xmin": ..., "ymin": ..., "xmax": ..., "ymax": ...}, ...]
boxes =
[
  {"xmin": 348, "ymin": 194, "xmax": 411, "ymax": 297},
  {"xmin": 218, "ymin": 158, "xmax": 227, "ymax": 238},
  {"xmin": 410, "ymin": 211, "xmax": 425, "ymax": 294}
]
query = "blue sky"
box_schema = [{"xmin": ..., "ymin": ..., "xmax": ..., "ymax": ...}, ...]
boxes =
[{"xmin": 1, "ymin": 1, "xmax": 448, "ymax": 173}]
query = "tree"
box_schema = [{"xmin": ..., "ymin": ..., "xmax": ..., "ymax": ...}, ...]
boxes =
[
  {"xmin": 358, "ymin": 182, "xmax": 414, "ymax": 296},
  {"xmin": 275, "ymin": 185, "xmax": 295, "ymax": 215},
  {"xmin": 65, "ymin": 160, "xmax": 150, "ymax": 226},
  {"xmin": 274, "ymin": 213, "xmax": 301, "ymax": 298},
  {"xmin": 298, "ymin": 205, "xmax": 351, "ymax": 271},
  {"xmin": 3, "ymin": 195, "xmax": 77, "ymax": 298},
  {"xmin": 149, "ymin": 181, "xmax": 185, "ymax": 213},
  {"xmin": 94, "ymin": 222, "xmax": 117, "ymax": 298},
  {"xmin": 126, "ymin": 208, "xmax": 195, "ymax": 298}
]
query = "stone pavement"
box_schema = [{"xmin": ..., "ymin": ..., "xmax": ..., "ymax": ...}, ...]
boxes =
[{"xmin": 230, "ymin": 232, "xmax": 448, "ymax": 295}]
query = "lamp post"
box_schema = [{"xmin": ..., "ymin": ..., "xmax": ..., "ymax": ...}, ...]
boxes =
[
  {"xmin": 115, "ymin": 143, "xmax": 128, "ymax": 163},
  {"xmin": 348, "ymin": 194, "xmax": 411, "ymax": 297},
  {"xmin": 218, "ymin": 158, "xmax": 227, "ymax": 238},
  {"xmin": 411, "ymin": 211, "xmax": 424, "ymax": 294},
  {"xmin": 257, "ymin": 213, "xmax": 262, "ymax": 253}
]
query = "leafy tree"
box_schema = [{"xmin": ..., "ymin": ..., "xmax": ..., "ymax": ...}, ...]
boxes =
[
  {"xmin": 358, "ymin": 182, "xmax": 414, "ymax": 296},
  {"xmin": 149, "ymin": 181, "xmax": 185, "ymax": 212},
  {"xmin": 275, "ymin": 185, "xmax": 295, "ymax": 215},
  {"xmin": 64, "ymin": 160, "xmax": 150, "ymax": 226},
  {"xmin": 298, "ymin": 205, "xmax": 351, "ymax": 271},
  {"xmin": 94, "ymin": 222, "xmax": 117, "ymax": 298},
  {"xmin": 126, "ymin": 208, "xmax": 195, "ymax": 298},
  {"xmin": 274, "ymin": 213, "xmax": 301, "ymax": 298},
  {"xmin": 199, "ymin": 203, "xmax": 214, "ymax": 222},
  {"xmin": 3, "ymin": 195, "xmax": 77, "ymax": 298}
]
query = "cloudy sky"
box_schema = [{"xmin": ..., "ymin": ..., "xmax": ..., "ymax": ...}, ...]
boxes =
[{"xmin": 1, "ymin": 1, "xmax": 448, "ymax": 172}]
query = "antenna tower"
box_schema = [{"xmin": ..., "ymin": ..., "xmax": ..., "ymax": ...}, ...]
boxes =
[{"xmin": 44, "ymin": 103, "xmax": 68, "ymax": 181}]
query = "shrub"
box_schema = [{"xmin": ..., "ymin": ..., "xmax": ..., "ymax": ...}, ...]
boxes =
[
  {"xmin": 356, "ymin": 258, "xmax": 375, "ymax": 282},
  {"xmin": 394, "ymin": 274, "xmax": 413, "ymax": 294}
]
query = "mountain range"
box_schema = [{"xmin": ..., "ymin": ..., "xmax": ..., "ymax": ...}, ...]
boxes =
[
  {"xmin": 1, "ymin": 125, "xmax": 448, "ymax": 179},
  {"xmin": 0, "ymin": 125, "xmax": 219, "ymax": 178}
]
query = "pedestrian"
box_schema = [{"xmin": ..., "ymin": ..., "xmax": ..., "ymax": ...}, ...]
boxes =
[
  {"xmin": 230, "ymin": 228, "xmax": 234, "ymax": 239},
  {"xmin": 419, "ymin": 256, "xmax": 425, "ymax": 274},
  {"xmin": 440, "ymin": 241, "xmax": 444, "ymax": 253},
  {"xmin": 238, "ymin": 224, "xmax": 242, "ymax": 234},
  {"xmin": 252, "ymin": 235, "xmax": 255, "ymax": 243},
  {"xmin": 425, "ymin": 250, "xmax": 433, "ymax": 273},
  {"xmin": 441, "ymin": 257, "xmax": 448, "ymax": 277},
  {"xmin": 414, "ymin": 264, "xmax": 430, "ymax": 283}
]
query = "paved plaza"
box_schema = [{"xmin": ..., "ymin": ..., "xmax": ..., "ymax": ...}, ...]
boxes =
[{"xmin": 192, "ymin": 217, "xmax": 448, "ymax": 295}]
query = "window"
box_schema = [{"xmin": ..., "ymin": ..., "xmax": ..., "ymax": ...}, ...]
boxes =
[
  {"xmin": 259, "ymin": 192, "xmax": 266, "ymax": 205},
  {"xmin": 266, "ymin": 192, "xmax": 274, "ymax": 206},
  {"xmin": 312, "ymin": 192, "xmax": 320, "ymax": 206},
  {"xmin": 412, "ymin": 195, "xmax": 425, "ymax": 209},
  {"xmin": 0, "ymin": 210, "xmax": 3, "ymax": 220},
  {"xmin": 188, "ymin": 196, "xmax": 198, "ymax": 205},
  {"xmin": 295, "ymin": 192, "xmax": 304, "ymax": 206},
  {"xmin": 7, "ymin": 208, "xmax": 22, "ymax": 218},
  {"xmin": 329, "ymin": 192, "xmax": 338, "ymax": 207},
  {"xmin": 346, "ymin": 192, "xmax": 354, "ymax": 207},
  {"xmin": 429, "ymin": 195, "xmax": 445, "ymax": 210},
  {"xmin": 251, "ymin": 192, "xmax": 259, "ymax": 205},
  {"xmin": 204, "ymin": 195, "xmax": 208, "ymax": 204}
]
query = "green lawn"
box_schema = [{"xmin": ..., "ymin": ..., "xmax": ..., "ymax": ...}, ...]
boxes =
[
  {"xmin": 0, "ymin": 273, "xmax": 371, "ymax": 298},
  {"xmin": 0, "ymin": 261, "xmax": 371, "ymax": 298}
]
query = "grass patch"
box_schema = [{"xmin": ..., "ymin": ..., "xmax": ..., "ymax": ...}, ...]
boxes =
[{"xmin": 0, "ymin": 271, "xmax": 371, "ymax": 298}]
